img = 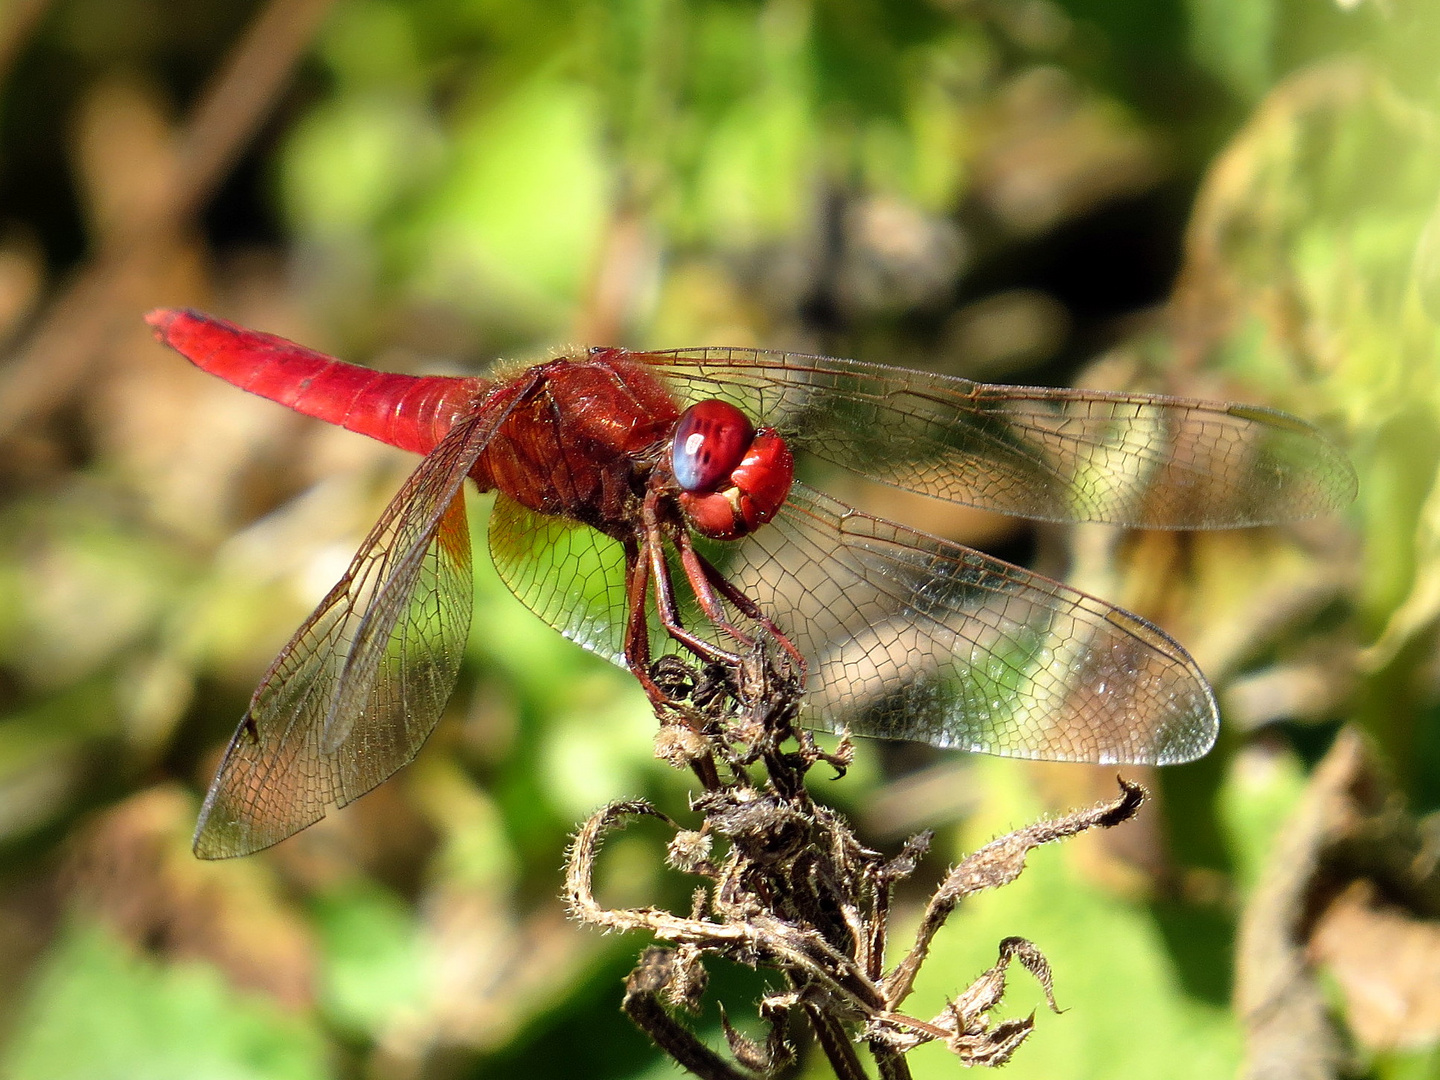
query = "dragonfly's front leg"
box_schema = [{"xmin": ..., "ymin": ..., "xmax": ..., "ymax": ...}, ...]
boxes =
[
  {"xmin": 673, "ymin": 528, "xmax": 808, "ymax": 678},
  {"xmin": 639, "ymin": 490, "xmax": 744, "ymax": 667},
  {"xmin": 624, "ymin": 525, "xmax": 737, "ymax": 711},
  {"xmin": 629, "ymin": 516, "xmax": 725, "ymax": 790}
]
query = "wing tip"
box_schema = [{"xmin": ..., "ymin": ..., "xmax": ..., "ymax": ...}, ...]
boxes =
[
  {"xmin": 191, "ymin": 818, "xmax": 244, "ymax": 861},
  {"xmin": 1324, "ymin": 450, "xmax": 1361, "ymax": 513},
  {"xmin": 192, "ymin": 808, "xmax": 298, "ymax": 860},
  {"xmin": 191, "ymin": 797, "xmax": 256, "ymax": 860},
  {"xmin": 1150, "ymin": 688, "xmax": 1220, "ymax": 766}
]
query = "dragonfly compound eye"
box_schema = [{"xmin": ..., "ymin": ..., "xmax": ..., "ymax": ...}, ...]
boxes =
[
  {"xmin": 672, "ymin": 400, "xmax": 755, "ymax": 493},
  {"xmin": 679, "ymin": 426, "xmax": 794, "ymax": 540}
]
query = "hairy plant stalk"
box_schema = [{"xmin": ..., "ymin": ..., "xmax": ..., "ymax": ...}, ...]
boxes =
[{"xmin": 565, "ymin": 643, "xmax": 1145, "ymax": 1077}]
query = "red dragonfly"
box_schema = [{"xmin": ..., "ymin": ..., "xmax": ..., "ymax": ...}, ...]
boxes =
[{"xmin": 148, "ymin": 308, "xmax": 1355, "ymax": 858}]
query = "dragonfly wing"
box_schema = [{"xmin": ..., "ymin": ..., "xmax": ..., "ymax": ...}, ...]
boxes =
[
  {"xmin": 487, "ymin": 494, "xmax": 629, "ymax": 665},
  {"xmin": 486, "ymin": 494, "xmax": 712, "ymax": 670},
  {"xmin": 487, "ymin": 483, "xmax": 1216, "ymax": 763},
  {"xmin": 193, "ymin": 403, "xmax": 509, "ymax": 859},
  {"xmin": 704, "ymin": 483, "xmax": 1217, "ymax": 763},
  {"xmin": 640, "ymin": 348, "xmax": 1356, "ymax": 528}
]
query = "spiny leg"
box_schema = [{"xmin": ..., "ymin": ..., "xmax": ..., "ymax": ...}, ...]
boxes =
[
  {"xmin": 677, "ymin": 530, "xmax": 808, "ymax": 676},
  {"xmin": 622, "ymin": 538, "xmax": 672, "ymax": 710},
  {"xmin": 629, "ymin": 531, "xmax": 725, "ymax": 789},
  {"xmin": 639, "ymin": 489, "xmax": 745, "ymax": 666},
  {"xmin": 668, "ymin": 528, "xmax": 758, "ymax": 651},
  {"xmin": 645, "ymin": 526, "xmax": 743, "ymax": 667}
]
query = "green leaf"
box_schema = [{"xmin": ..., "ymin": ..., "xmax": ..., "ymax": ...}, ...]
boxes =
[
  {"xmin": 3, "ymin": 920, "xmax": 327, "ymax": 1080},
  {"xmin": 312, "ymin": 882, "xmax": 430, "ymax": 1038},
  {"xmin": 398, "ymin": 78, "xmax": 610, "ymax": 330},
  {"xmin": 1184, "ymin": 0, "xmax": 1275, "ymax": 101}
]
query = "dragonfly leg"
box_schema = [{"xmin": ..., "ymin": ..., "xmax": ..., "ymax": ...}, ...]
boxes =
[
  {"xmin": 677, "ymin": 531, "xmax": 808, "ymax": 678},
  {"xmin": 641, "ymin": 500, "xmax": 742, "ymax": 667},
  {"xmin": 667, "ymin": 527, "xmax": 757, "ymax": 651},
  {"xmin": 628, "ymin": 533, "xmax": 724, "ymax": 791},
  {"xmin": 622, "ymin": 539, "xmax": 669, "ymax": 709}
]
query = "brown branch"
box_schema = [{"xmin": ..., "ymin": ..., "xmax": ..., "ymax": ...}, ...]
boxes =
[
  {"xmin": 168, "ymin": 0, "xmax": 339, "ymax": 214},
  {"xmin": 0, "ymin": 0, "xmax": 339, "ymax": 440},
  {"xmin": 1235, "ymin": 727, "xmax": 1440, "ymax": 1079},
  {"xmin": 0, "ymin": 0, "xmax": 53, "ymax": 90}
]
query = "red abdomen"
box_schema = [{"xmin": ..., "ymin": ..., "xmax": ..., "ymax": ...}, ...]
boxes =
[
  {"xmin": 146, "ymin": 309, "xmax": 486, "ymax": 456},
  {"xmin": 149, "ymin": 312, "xmax": 688, "ymax": 529}
]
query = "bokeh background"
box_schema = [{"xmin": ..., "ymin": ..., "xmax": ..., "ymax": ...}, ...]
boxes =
[{"xmin": 0, "ymin": 0, "xmax": 1437, "ymax": 1077}]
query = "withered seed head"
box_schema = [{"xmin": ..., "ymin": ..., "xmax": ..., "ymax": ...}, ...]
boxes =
[
  {"xmin": 695, "ymin": 789, "xmax": 810, "ymax": 864},
  {"xmin": 654, "ymin": 722, "xmax": 710, "ymax": 768},
  {"xmin": 666, "ymin": 829, "xmax": 713, "ymax": 873},
  {"xmin": 569, "ymin": 644, "xmax": 1145, "ymax": 1077}
]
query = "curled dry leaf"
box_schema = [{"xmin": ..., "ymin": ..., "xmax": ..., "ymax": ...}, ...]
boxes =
[
  {"xmin": 566, "ymin": 640, "xmax": 1147, "ymax": 1077},
  {"xmin": 1235, "ymin": 728, "xmax": 1440, "ymax": 1080}
]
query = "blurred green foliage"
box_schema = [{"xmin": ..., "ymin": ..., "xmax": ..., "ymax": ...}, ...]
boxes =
[
  {"xmin": 0, "ymin": 0, "xmax": 1437, "ymax": 1076},
  {"xmin": 8, "ymin": 920, "xmax": 329, "ymax": 1080},
  {"xmin": 911, "ymin": 759, "xmax": 1241, "ymax": 1080}
]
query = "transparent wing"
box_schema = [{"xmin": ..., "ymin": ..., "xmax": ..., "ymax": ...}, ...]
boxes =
[
  {"xmin": 193, "ymin": 405, "xmax": 507, "ymax": 859},
  {"xmin": 735, "ymin": 484, "xmax": 1217, "ymax": 763},
  {"xmin": 637, "ymin": 348, "xmax": 1356, "ymax": 528},
  {"xmin": 486, "ymin": 494, "xmax": 705, "ymax": 668},
  {"xmin": 489, "ymin": 484, "xmax": 1216, "ymax": 764},
  {"xmin": 487, "ymin": 493, "xmax": 629, "ymax": 665}
]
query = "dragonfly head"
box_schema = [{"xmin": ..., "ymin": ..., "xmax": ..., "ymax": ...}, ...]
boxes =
[{"xmin": 671, "ymin": 400, "xmax": 794, "ymax": 540}]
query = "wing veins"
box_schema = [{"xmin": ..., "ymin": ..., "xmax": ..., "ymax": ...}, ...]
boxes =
[
  {"xmin": 195, "ymin": 381, "xmax": 534, "ymax": 857},
  {"xmin": 779, "ymin": 487, "xmax": 1162, "ymax": 667},
  {"xmin": 642, "ymin": 348, "xmax": 1352, "ymax": 525}
]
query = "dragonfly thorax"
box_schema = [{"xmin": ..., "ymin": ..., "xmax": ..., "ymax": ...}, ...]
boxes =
[{"xmin": 470, "ymin": 352, "xmax": 682, "ymax": 529}]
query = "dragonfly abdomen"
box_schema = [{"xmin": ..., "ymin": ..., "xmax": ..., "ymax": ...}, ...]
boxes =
[{"xmin": 146, "ymin": 309, "xmax": 485, "ymax": 455}]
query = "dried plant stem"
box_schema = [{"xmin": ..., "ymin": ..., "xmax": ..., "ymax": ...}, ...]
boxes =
[
  {"xmin": 805, "ymin": 1003, "xmax": 868, "ymax": 1080},
  {"xmin": 884, "ymin": 781, "xmax": 1144, "ymax": 1008},
  {"xmin": 872, "ymin": 1047, "xmax": 915, "ymax": 1080},
  {"xmin": 623, "ymin": 949, "xmax": 754, "ymax": 1080},
  {"xmin": 564, "ymin": 640, "xmax": 1147, "ymax": 1077}
]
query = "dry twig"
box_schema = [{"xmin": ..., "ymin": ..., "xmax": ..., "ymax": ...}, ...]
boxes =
[
  {"xmin": 564, "ymin": 642, "xmax": 1146, "ymax": 1076},
  {"xmin": 1235, "ymin": 728, "xmax": 1440, "ymax": 1080}
]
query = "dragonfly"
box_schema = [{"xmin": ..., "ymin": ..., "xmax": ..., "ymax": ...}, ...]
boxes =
[{"xmin": 147, "ymin": 308, "xmax": 1356, "ymax": 858}]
